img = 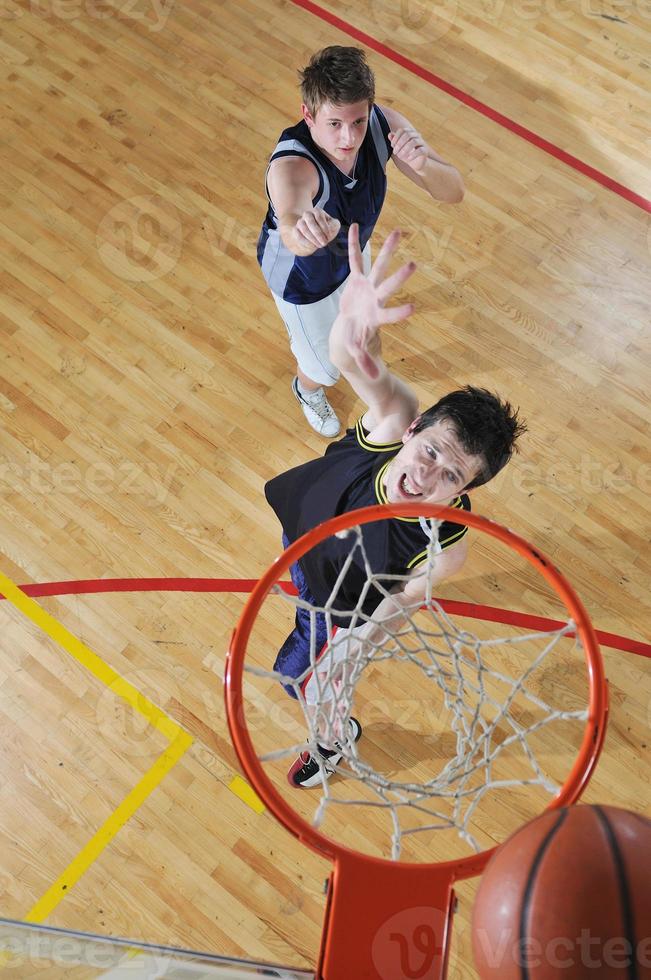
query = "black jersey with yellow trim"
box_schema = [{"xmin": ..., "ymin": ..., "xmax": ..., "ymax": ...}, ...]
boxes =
[{"xmin": 264, "ymin": 419, "xmax": 470, "ymax": 624}]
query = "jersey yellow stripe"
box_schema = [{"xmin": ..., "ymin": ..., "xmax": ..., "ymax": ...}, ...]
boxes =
[
  {"xmin": 375, "ymin": 459, "xmax": 391, "ymax": 503},
  {"xmin": 355, "ymin": 417, "xmax": 402, "ymax": 452},
  {"xmin": 407, "ymin": 525, "xmax": 468, "ymax": 568}
]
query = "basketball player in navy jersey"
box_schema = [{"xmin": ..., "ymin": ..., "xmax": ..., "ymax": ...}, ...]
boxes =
[
  {"xmin": 257, "ymin": 46, "xmax": 464, "ymax": 438},
  {"xmin": 265, "ymin": 224, "xmax": 526, "ymax": 787}
]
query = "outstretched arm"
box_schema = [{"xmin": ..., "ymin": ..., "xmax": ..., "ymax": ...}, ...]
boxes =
[
  {"xmin": 267, "ymin": 156, "xmax": 341, "ymax": 257},
  {"xmin": 329, "ymin": 224, "xmax": 419, "ymax": 441}
]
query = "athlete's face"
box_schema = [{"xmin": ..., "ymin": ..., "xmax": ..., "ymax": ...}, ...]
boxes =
[
  {"xmin": 302, "ymin": 100, "xmax": 370, "ymax": 166},
  {"xmin": 384, "ymin": 418, "xmax": 484, "ymax": 505}
]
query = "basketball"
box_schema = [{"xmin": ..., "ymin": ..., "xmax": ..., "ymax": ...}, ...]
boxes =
[{"xmin": 472, "ymin": 805, "xmax": 651, "ymax": 978}]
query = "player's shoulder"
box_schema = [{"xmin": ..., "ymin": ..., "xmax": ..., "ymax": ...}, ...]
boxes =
[
  {"xmin": 354, "ymin": 415, "xmax": 404, "ymax": 451},
  {"xmin": 268, "ymin": 120, "xmax": 320, "ymax": 182},
  {"xmin": 267, "ymin": 154, "xmax": 320, "ymax": 204},
  {"xmin": 375, "ymin": 103, "xmax": 410, "ymax": 131},
  {"xmin": 325, "ymin": 418, "xmax": 401, "ymax": 457},
  {"xmin": 268, "ymin": 153, "xmax": 318, "ymax": 181},
  {"xmin": 360, "ymin": 395, "xmax": 418, "ymax": 447}
]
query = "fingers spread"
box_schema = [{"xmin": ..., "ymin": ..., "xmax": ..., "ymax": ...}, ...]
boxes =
[
  {"xmin": 347, "ymin": 222, "xmax": 364, "ymax": 275},
  {"xmin": 368, "ymin": 228, "xmax": 401, "ymax": 286},
  {"xmin": 380, "ymin": 302, "xmax": 414, "ymax": 325},
  {"xmin": 377, "ymin": 261, "xmax": 417, "ymax": 304}
]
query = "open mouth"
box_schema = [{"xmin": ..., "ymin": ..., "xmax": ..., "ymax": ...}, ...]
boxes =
[{"xmin": 399, "ymin": 474, "xmax": 422, "ymax": 498}]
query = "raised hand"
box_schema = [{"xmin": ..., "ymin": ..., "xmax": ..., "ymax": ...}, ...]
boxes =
[
  {"xmin": 336, "ymin": 223, "xmax": 416, "ymax": 378},
  {"xmin": 389, "ymin": 127, "xmax": 429, "ymax": 175}
]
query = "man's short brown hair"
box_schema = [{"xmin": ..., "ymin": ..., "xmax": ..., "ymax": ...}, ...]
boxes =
[{"xmin": 299, "ymin": 46, "xmax": 375, "ymax": 116}]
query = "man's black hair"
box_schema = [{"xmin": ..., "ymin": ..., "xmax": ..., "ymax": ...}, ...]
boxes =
[{"xmin": 412, "ymin": 386, "xmax": 527, "ymax": 489}]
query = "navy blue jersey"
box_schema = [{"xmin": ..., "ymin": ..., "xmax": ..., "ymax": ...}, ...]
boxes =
[
  {"xmin": 257, "ymin": 105, "xmax": 393, "ymax": 304},
  {"xmin": 265, "ymin": 419, "xmax": 470, "ymax": 624}
]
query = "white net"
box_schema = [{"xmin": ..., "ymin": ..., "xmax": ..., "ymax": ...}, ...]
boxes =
[{"xmin": 245, "ymin": 519, "xmax": 591, "ymax": 861}]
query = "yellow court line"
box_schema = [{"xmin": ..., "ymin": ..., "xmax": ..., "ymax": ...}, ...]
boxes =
[
  {"xmin": 26, "ymin": 730, "xmax": 192, "ymax": 923},
  {"xmin": 228, "ymin": 774, "xmax": 265, "ymax": 814},
  {"xmin": 0, "ymin": 572, "xmax": 182, "ymax": 742},
  {"xmin": 0, "ymin": 570, "xmax": 194, "ymax": 921}
]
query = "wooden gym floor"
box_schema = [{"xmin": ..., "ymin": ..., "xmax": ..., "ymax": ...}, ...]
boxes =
[{"xmin": 0, "ymin": 0, "xmax": 649, "ymax": 975}]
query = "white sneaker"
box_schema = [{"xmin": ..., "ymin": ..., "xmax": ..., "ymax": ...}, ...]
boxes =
[{"xmin": 291, "ymin": 377, "xmax": 341, "ymax": 438}]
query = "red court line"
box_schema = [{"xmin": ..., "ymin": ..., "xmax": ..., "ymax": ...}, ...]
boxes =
[
  {"xmin": 291, "ymin": 0, "xmax": 651, "ymax": 214},
  {"xmin": 2, "ymin": 577, "xmax": 649, "ymax": 660}
]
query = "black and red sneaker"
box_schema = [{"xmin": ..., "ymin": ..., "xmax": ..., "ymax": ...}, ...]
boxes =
[{"xmin": 287, "ymin": 717, "xmax": 362, "ymax": 789}]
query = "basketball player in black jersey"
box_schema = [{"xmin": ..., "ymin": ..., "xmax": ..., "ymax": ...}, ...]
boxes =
[{"xmin": 265, "ymin": 223, "xmax": 526, "ymax": 787}]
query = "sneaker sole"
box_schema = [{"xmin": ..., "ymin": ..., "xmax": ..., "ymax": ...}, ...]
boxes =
[{"xmin": 288, "ymin": 718, "xmax": 362, "ymax": 790}]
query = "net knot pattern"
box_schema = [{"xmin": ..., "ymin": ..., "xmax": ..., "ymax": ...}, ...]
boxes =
[{"xmin": 247, "ymin": 523, "xmax": 588, "ymax": 859}]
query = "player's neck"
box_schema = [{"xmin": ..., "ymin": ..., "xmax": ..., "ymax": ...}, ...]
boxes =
[
  {"xmin": 310, "ymin": 133, "xmax": 359, "ymax": 177},
  {"xmin": 338, "ymin": 150, "xmax": 359, "ymax": 178}
]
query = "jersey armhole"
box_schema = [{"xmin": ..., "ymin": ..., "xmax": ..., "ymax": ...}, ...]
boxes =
[
  {"xmin": 265, "ymin": 152, "xmax": 324, "ymax": 212},
  {"xmin": 406, "ymin": 495, "xmax": 471, "ymax": 570},
  {"xmin": 406, "ymin": 524, "xmax": 468, "ymax": 571},
  {"xmin": 354, "ymin": 417, "xmax": 402, "ymax": 452},
  {"xmin": 371, "ymin": 104, "xmax": 394, "ymax": 165}
]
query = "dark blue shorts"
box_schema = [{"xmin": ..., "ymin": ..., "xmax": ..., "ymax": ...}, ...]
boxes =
[{"xmin": 273, "ymin": 535, "xmax": 328, "ymax": 698}]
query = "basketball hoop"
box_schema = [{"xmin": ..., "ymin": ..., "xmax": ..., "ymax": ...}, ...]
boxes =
[{"xmin": 225, "ymin": 503, "xmax": 608, "ymax": 980}]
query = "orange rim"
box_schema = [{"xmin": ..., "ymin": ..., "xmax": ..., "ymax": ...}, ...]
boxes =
[{"xmin": 224, "ymin": 503, "xmax": 609, "ymax": 880}]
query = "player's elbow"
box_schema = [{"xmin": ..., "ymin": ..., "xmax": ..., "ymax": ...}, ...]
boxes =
[
  {"xmin": 451, "ymin": 183, "xmax": 465, "ymax": 204},
  {"xmin": 442, "ymin": 176, "xmax": 465, "ymax": 204}
]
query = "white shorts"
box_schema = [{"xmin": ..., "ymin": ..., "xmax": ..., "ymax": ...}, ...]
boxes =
[{"xmin": 271, "ymin": 243, "xmax": 372, "ymax": 388}]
